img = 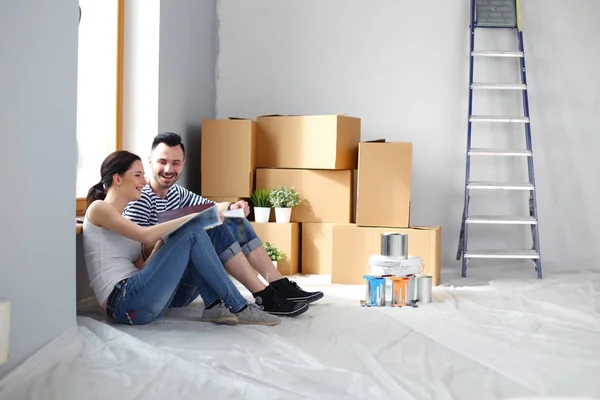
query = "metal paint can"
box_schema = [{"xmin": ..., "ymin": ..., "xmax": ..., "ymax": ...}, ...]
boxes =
[
  {"xmin": 416, "ymin": 274, "xmax": 432, "ymax": 303},
  {"xmin": 383, "ymin": 275, "xmax": 394, "ymax": 306},
  {"xmin": 390, "ymin": 276, "xmax": 409, "ymax": 307},
  {"xmin": 380, "ymin": 232, "xmax": 408, "ymax": 259},
  {"xmin": 363, "ymin": 275, "xmax": 386, "ymax": 307},
  {"xmin": 406, "ymin": 275, "xmax": 419, "ymax": 303}
]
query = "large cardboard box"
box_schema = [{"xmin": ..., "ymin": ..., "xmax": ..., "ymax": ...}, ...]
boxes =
[
  {"xmin": 301, "ymin": 223, "xmax": 353, "ymax": 275},
  {"xmin": 356, "ymin": 141, "xmax": 412, "ymax": 228},
  {"xmin": 256, "ymin": 168, "xmax": 353, "ymax": 223},
  {"xmin": 201, "ymin": 119, "xmax": 256, "ymax": 197},
  {"xmin": 331, "ymin": 225, "xmax": 442, "ymax": 286},
  {"xmin": 256, "ymin": 114, "xmax": 361, "ymax": 169},
  {"xmin": 250, "ymin": 222, "xmax": 299, "ymax": 275}
]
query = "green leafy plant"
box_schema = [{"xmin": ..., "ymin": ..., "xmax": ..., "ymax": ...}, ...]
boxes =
[
  {"xmin": 250, "ymin": 189, "xmax": 272, "ymax": 208},
  {"xmin": 268, "ymin": 186, "xmax": 301, "ymax": 208},
  {"xmin": 265, "ymin": 242, "xmax": 285, "ymax": 262}
]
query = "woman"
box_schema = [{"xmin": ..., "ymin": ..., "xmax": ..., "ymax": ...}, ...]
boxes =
[{"xmin": 82, "ymin": 150, "xmax": 280, "ymax": 326}]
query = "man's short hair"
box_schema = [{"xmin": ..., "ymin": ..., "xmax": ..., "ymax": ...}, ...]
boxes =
[{"xmin": 151, "ymin": 132, "xmax": 185, "ymax": 156}]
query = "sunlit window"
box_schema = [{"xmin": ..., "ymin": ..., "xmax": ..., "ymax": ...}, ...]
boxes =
[{"xmin": 76, "ymin": 0, "xmax": 120, "ymax": 199}]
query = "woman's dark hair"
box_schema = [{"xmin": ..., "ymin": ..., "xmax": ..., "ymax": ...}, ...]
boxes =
[{"xmin": 86, "ymin": 150, "xmax": 142, "ymax": 207}]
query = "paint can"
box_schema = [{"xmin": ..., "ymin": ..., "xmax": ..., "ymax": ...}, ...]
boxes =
[
  {"xmin": 380, "ymin": 232, "xmax": 408, "ymax": 259},
  {"xmin": 406, "ymin": 275, "xmax": 419, "ymax": 303},
  {"xmin": 390, "ymin": 276, "xmax": 409, "ymax": 307},
  {"xmin": 383, "ymin": 275, "xmax": 394, "ymax": 306},
  {"xmin": 416, "ymin": 274, "xmax": 432, "ymax": 303},
  {"xmin": 363, "ymin": 275, "xmax": 386, "ymax": 307}
]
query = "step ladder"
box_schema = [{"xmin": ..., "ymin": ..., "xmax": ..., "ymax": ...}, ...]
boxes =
[{"xmin": 456, "ymin": 0, "xmax": 542, "ymax": 278}]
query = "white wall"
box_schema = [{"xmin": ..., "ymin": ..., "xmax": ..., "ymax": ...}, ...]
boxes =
[
  {"xmin": 0, "ymin": 0, "xmax": 78, "ymax": 377},
  {"xmin": 158, "ymin": 0, "xmax": 218, "ymax": 193},
  {"xmin": 216, "ymin": 0, "xmax": 600, "ymax": 274}
]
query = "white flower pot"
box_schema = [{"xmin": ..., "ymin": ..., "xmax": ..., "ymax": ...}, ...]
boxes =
[
  {"xmin": 275, "ymin": 207, "xmax": 292, "ymax": 223},
  {"xmin": 254, "ymin": 207, "xmax": 271, "ymax": 223},
  {"xmin": 272, "ymin": 260, "xmax": 278, "ymax": 268}
]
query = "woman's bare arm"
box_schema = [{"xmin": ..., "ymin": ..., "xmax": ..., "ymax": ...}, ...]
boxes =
[{"xmin": 87, "ymin": 201, "xmax": 199, "ymax": 244}]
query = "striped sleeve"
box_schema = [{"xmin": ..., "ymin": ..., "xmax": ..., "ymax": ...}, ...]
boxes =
[
  {"xmin": 123, "ymin": 193, "xmax": 153, "ymax": 227},
  {"xmin": 177, "ymin": 186, "xmax": 216, "ymax": 208}
]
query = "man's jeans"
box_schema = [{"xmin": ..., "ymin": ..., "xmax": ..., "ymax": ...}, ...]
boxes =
[{"xmin": 108, "ymin": 218, "xmax": 249, "ymax": 325}]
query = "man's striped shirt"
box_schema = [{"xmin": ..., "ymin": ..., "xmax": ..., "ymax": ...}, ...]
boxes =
[{"xmin": 123, "ymin": 184, "xmax": 215, "ymax": 227}]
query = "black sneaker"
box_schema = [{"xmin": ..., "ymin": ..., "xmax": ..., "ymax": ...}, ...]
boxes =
[
  {"xmin": 270, "ymin": 278, "xmax": 324, "ymax": 304},
  {"xmin": 252, "ymin": 285, "xmax": 309, "ymax": 317}
]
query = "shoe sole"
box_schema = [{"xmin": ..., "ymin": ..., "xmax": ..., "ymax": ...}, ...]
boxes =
[
  {"xmin": 237, "ymin": 319, "xmax": 281, "ymax": 326},
  {"xmin": 288, "ymin": 291, "xmax": 324, "ymax": 304},
  {"xmin": 265, "ymin": 301, "xmax": 309, "ymax": 318},
  {"xmin": 201, "ymin": 316, "xmax": 238, "ymax": 325}
]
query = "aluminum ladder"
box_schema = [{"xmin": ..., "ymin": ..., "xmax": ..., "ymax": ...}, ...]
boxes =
[{"xmin": 456, "ymin": 0, "xmax": 542, "ymax": 278}]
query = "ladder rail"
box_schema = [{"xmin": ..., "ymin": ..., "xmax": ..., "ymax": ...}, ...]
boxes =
[
  {"xmin": 517, "ymin": 29, "xmax": 543, "ymax": 278},
  {"xmin": 459, "ymin": 0, "xmax": 478, "ymax": 277}
]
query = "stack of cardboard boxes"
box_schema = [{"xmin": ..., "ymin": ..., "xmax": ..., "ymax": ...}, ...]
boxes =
[{"xmin": 201, "ymin": 115, "xmax": 442, "ymax": 286}]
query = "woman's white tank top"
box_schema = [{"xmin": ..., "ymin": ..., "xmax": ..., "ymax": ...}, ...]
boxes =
[{"xmin": 82, "ymin": 217, "xmax": 141, "ymax": 305}]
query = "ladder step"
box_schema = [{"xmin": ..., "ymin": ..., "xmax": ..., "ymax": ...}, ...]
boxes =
[
  {"xmin": 470, "ymin": 115, "xmax": 530, "ymax": 123},
  {"xmin": 471, "ymin": 83, "xmax": 526, "ymax": 90},
  {"xmin": 466, "ymin": 215, "xmax": 537, "ymax": 224},
  {"xmin": 468, "ymin": 181, "xmax": 534, "ymax": 190},
  {"xmin": 469, "ymin": 148, "xmax": 532, "ymax": 156},
  {"xmin": 464, "ymin": 249, "xmax": 540, "ymax": 259},
  {"xmin": 472, "ymin": 50, "xmax": 523, "ymax": 57}
]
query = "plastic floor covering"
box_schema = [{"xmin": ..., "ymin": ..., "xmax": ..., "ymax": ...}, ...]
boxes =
[{"xmin": 1, "ymin": 265, "xmax": 599, "ymax": 400}]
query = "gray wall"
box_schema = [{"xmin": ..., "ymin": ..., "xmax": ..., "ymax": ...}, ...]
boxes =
[
  {"xmin": 158, "ymin": 0, "xmax": 218, "ymax": 193},
  {"xmin": 215, "ymin": 0, "xmax": 600, "ymax": 273},
  {"xmin": 0, "ymin": 0, "xmax": 78, "ymax": 377}
]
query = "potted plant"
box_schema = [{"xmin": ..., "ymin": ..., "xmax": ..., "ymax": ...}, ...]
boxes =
[
  {"xmin": 250, "ymin": 188, "xmax": 272, "ymax": 223},
  {"xmin": 268, "ymin": 185, "xmax": 301, "ymax": 223},
  {"xmin": 265, "ymin": 242, "xmax": 285, "ymax": 268}
]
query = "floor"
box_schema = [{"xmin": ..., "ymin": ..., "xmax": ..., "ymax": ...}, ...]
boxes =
[{"xmin": 0, "ymin": 263, "xmax": 599, "ymax": 400}]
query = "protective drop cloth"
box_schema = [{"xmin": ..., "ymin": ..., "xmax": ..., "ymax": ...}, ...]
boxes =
[{"xmin": 1, "ymin": 267, "xmax": 599, "ymax": 400}]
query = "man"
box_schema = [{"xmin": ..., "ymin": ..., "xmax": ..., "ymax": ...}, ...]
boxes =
[{"xmin": 123, "ymin": 132, "xmax": 324, "ymax": 319}]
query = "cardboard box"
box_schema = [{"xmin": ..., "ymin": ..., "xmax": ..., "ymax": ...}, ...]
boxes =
[
  {"xmin": 201, "ymin": 119, "xmax": 256, "ymax": 197},
  {"xmin": 256, "ymin": 168, "xmax": 353, "ymax": 223},
  {"xmin": 356, "ymin": 141, "xmax": 412, "ymax": 228},
  {"xmin": 256, "ymin": 114, "xmax": 361, "ymax": 169},
  {"xmin": 331, "ymin": 225, "xmax": 441, "ymax": 286},
  {"xmin": 302, "ymin": 223, "xmax": 353, "ymax": 275},
  {"xmin": 250, "ymin": 222, "xmax": 299, "ymax": 275}
]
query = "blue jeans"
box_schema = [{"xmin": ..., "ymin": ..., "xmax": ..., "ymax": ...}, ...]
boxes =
[
  {"xmin": 168, "ymin": 218, "xmax": 264, "ymax": 308},
  {"xmin": 109, "ymin": 218, "xmax": 250, "ymax": 325}
]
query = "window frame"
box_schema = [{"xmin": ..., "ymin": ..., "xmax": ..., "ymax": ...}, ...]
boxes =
[{"xmin": 76, "ymin": 0, "xmax": 124, "ymax": 216}]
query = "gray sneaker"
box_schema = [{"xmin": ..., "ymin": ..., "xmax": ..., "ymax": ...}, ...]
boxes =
[
  {"xmin": 201, "ymin": 302, "xmax": 238, "ymax": 325},
  {"xmin": 234, "ymin": 303, "xmax": 281, "ymax": 326}
]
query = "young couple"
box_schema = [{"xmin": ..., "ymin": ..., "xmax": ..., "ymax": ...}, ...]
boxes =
[{"xmin": 82, "ymin": 132, "xmax": 323, "ymax": 327}]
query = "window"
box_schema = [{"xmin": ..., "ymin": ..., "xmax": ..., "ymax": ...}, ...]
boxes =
[{"xmin": 76, "ymin": 0, "xmax": 123, "ymax": 214}]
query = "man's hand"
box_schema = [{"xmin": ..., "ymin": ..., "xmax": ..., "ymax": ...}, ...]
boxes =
[{"xmin": 229, "ymin": 200, "xmax": 250, "ymax": 217}]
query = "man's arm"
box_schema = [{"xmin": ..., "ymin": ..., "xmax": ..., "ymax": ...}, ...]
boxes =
[{"xmin": 177, "ymin": 185, "xmax": 231, "ymax": 211}]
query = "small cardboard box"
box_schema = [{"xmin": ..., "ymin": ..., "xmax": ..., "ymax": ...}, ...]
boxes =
[
  {"xmin": 331, "ymin": 225, "xmax": 441, "ymax": 285},
  {"xmin": 356, "ymin": 140, "xmax": 412, "ymax": 228},
  {"xmin": 301, "ymin": 223, "xmax": 353, "ymax": 275},
  {"xmin": 256, "ymin": 168, "xmax": 353, "ymax": 223},
  {"xmin": 250, "ymin": 222, "xmax": 299, "ymax": 275},
  {"xmin": 201, "ymin": 118, "xmax": 256, "ymax": 197},
  {"xmin": 256, "ymin": 114, "xmax": 361, "ymax": 169}
]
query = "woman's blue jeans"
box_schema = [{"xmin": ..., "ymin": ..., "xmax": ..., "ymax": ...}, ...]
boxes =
[{"xmin": 110, "ymin": 218, "xmax": 253, "ymax": 325}]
